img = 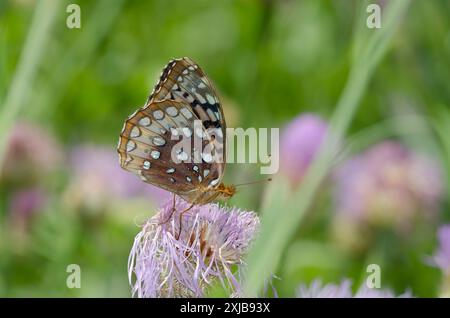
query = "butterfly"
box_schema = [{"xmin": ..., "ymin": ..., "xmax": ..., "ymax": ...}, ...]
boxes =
[{"xmin": 117, "ymin": 57, "xmax": 236, "ymax": 211}]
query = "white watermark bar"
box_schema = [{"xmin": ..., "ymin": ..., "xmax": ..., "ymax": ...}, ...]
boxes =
[{"xmin": 167, "ymin": 120, "xmax": 279, "ymax": 175}]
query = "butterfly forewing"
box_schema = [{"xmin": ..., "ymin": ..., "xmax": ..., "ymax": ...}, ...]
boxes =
[
  {"xmin": 118, "ymin": 58, "xmax": 227, "ymax": 204},
  {"xmin": 149, "ymin": 58, "xmax": 225, "ymax": 133}
]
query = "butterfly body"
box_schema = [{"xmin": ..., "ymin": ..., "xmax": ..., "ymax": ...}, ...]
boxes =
[
  {"xmin": 183, "ymin": 183, "xmax": 236, "ymax": 205},
  {"xmin": 117, "ymin": 57, "xmax": 233, "ymax": 205}
]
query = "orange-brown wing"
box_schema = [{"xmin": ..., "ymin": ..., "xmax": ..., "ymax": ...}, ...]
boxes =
[
  {"xmin": 149, "ymin": 57, "xmax": 227, "ymax": 165},
  {"xmin": 117, "ymin": 100, "xmax": 223, "ymax": 198},
  {"xmin": 118, "ymin": 57, "xmax": 227, "ymax": 203}
]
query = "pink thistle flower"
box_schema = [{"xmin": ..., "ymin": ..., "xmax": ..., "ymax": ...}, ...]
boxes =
[
  {"xmin": 9, "ymin": 187, "xmax": 47, "ymax": 233},
  {"xmin": 1, "ymin": 121, "xmax": 63, "ymax": 183},
  {"xmin": 431, "ymin": 225, "xmax": 450, "ymax": 275},
  {"xmin": 128, "ymin": 198, "xmax": 260, "ymax": 298},
  {"xmin": 296, "ymin": 280, "xmax": 353, "ymax": 298},
  {"xmin": 297, "ymin": 279, "xmax": 412, "ymax": 298},
  {"xmin": 334, "ymin": 141, "xmax": 444, "ymax": 230},
  {"xmin": 280, "ymin": 114, "xmax": 329, "ymax": 186}
]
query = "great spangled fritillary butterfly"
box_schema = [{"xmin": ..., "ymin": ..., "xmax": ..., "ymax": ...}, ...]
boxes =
[{"xmin": 117, "ymin": 57, "xmax": 235, "ymax": 208}]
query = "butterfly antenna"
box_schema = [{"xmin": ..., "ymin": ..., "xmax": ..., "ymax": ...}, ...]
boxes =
[{"xmin": 234, "ymin": 178, "xmax": 272, "ymax": 187}]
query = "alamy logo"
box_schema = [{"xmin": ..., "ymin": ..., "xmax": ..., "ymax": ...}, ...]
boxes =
[
  {"xmin": 366, "ymin": 264, "xmax": 381, "ymax": 289},
  {"xmin": 66, "ymin": 4, "xmax": 81, "ymax": 29},
  {"xmin": 366, "ymin": 4, "xmax": 382, "ymax": 29},
  {"xmin": 66, "ymin": 264, "xmax": 81, "ymax": 289},
  {"xmin": 167, "ymin": 120, "xmax": 279, "ymax": 175}
]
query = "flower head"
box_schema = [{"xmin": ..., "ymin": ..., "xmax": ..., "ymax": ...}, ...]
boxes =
[
  {"xmin": 280, "ymin": 114, "xmax": 329, "ymax": 185},
  {"xmin": 431, "ymin": 225, "xmax": 450, "ymax": 275},
  {"xmin": 9, "ymin": 187, "xmax": 47, "ymax": 230},
  {"xmin": 1, "ymin": 121, "xmax": 63, "ymax": 183},
  {"xmin": 297, "ymin": 279, "xmax": 411, "ymax": 298},
  {"xmin": 334, "ymin": 141, "xmax": 444, "ymax": 230},
  {"xmin": 128, "ymin": 198, "xmax": 260, "ymax": 297},
  {"xmin": 297, "ymin": 279, "xmax": 353, "ymax": 298}
]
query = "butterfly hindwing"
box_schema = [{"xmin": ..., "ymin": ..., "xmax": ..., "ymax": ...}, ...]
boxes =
[
  {"xmin": 118, "ymin": 57, "xmax": 227, "ymax": 202},
  {"xmin": 118, "ymin": 99, "xmax": 223, "ymax": 197}
]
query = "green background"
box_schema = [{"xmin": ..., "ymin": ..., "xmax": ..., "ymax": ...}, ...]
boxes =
[{"xmin": 0, "ymin": 0, "xmax": 449, "ymax": 297}]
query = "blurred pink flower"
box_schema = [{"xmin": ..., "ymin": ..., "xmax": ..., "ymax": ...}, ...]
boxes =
[
  {"xmin": 9, "ymin": 187, "xmax": 47, "ymax": 232},
  {"xmin": 297, "ymin": 279, "xmax": 352, "ymax": 298},
  {"xmin": 128, "ymin": 198, "xmax": 260, "ymax": 298},
  {"xmin": 431, "ymin": 225, "xmax": 450, "ymax": 275},
  {"xmin": 1, "ymin": 121, "xmax": 63, "ymax": 183},
  {"xmin": 334, "ymin": 141, "xmax": 444, "ymax": 230},
  {"xmin": 297, "ymin": 279, "xmax": 412, "ymax": 298},
  {"xmin": 280, "ymin": 114, "xmax": 329, "ymax": 185},
  {"xmin": 67, "ymin": 145, "xmax": 171, "ymax": 209}
]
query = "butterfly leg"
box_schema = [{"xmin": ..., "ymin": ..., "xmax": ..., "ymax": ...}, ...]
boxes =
[
  {"xmin": 159, "ymin": 193, "xmax": 177, "ymax": 225},
  {"xmin": 175, "ymin": 203, "xmax": 195, "ymax": 240}
]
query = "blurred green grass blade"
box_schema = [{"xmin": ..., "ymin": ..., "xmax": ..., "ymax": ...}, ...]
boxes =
[
  {"xmin": 351, "ymin": 0, "xmax": 372, "ymax": 65},
  {"xmin": 243, "ymin": 0, "xmax": 411, "ymax": 297},
  {"xmin": 358, "ymin": 0, "xmax": 410, "ymax": 76},
  {"xmin": 0, "ymin": 26, "xmax": 7, "ymax": 101},
  {"xmin": 243, "ymin": 177, "xmax": 294, "ymax": 290},
  {"xmin": 339, "ymin": 113, "xmax": 440, "ymax": 165},
  {"xmin": 333, "ymin": 0, "xmax": 411, "ymax": 138},
  {"xmin": 432, "ymin": 107, "xmax": 450, "ymax": 198},
  {"xmin": 32, "ymin": 0, "xmax": 126, "ymax": 120},
  {"xmin": 0, "ymin": 0, "xmax": 61, "ymax": 167}
]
